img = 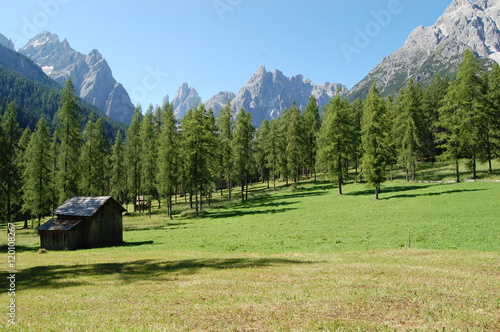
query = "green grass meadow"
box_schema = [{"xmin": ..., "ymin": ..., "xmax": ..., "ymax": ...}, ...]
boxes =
[{"xmin": 2, "ymin": 162, "xmax": 500, "ymax": 331}]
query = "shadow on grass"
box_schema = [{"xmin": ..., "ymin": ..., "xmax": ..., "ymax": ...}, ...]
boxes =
[
  {"xmin": 0, "ymin": 244, "xmax": 39, "ymax": 253},
  {"xmin": 346, "ymin": 184, "xmax": 486, "ymax": 200},
  {"xmin": 346, "ymin": 185, "xmax": 430, "ymax": 197},
  {"xmin": 206, "ymin": 207, "xmax": 297, "ymax": 219},
  {"xmin": 119, "ymin": 241, "xmax": 154, "ymax": 247},
  {"xmin": 18, "ymin": 258, "xmax": 317, "ymax": 289},
  {"xmin": 385, "ymin": 188, "xmax": 486, "ymax": 200}
]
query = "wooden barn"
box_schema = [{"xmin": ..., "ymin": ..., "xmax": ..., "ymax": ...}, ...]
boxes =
[{"xmin": 38, "ymin": 196, "xmax": 125, "ymax": 250}]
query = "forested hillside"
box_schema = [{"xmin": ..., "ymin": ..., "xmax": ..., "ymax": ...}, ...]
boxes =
[{"xmin": 0, "ymin": 67, "xmax": 127, "ymax": 134}]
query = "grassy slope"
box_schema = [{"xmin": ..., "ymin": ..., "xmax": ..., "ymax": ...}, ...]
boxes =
[{"xmin": 2, "ymin": 166, "xmax": 499, "ymax": 331}]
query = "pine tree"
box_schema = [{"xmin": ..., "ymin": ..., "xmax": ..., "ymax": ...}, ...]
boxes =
[
  {"xmin": 56, "ymin": 78, "xmax": 82, "ymax": 203},
  {"xmin": 0, "ymin": 102, "xmax": 21, "ymax": 225},
  {"xmin": 22, "ymin": 118, "xmax": 53, "ymax": 225},
  {"xmin": 110, "ymin": 130, "xmax": 127, "ymax": 208},
  {"xmin": 361, "ymin": 84, "xmax": 388, "ymax": 200},
  {"xmin": 157, "ymin": 102, "xmax": 179, "ymax": 219},
  {"xmin": 318, "ymin": 96, "xmax": 353, "ymax": 195},
  {"xmin": 302, "ymin": 96, "xmax": 321, "ymax": 180},
  {"xmin": 231, "ymin": 108, "xmax": 254, "ymax": 202},
  {"xmin": 216, "ymin": 100, "xmax": 234, "ymax": 200},
  {"xmin": 393, "ymin": 78, "xmax": 424, "ymax": 181}
]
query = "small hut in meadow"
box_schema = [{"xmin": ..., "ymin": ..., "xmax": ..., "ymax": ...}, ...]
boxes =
[{"xmin": 38, "ymin": 196, "xmax": 125, "ymax": 250}]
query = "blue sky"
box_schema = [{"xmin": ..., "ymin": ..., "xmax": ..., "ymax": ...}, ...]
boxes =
[{"xmin": 0, "ymin": 0, "xmax": 451, "ymax": 107}]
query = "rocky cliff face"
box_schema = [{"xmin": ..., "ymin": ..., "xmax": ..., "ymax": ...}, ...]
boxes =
[
  {"xmin": 230, "ymin": 66, "xmax": 346, "ymax": 126},
  {"xmin": 19, "ymin": 32, "xmax": 134, "ymax": 124},
  {"xmin": 348, "ymin": 0, "xmax": 500, "ymax": 99}
]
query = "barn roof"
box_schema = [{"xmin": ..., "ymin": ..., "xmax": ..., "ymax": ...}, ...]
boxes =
[
  {"xmin": 37, "ymin": 218, "xmax": 82, "ymax": 231},
  {"xmin": 54, "ymin": 196, "xmax": 125, "ymax": 217}
]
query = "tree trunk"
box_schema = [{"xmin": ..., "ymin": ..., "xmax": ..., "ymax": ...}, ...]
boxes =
[
  {"xmin": 195, "ymin": 191, "xmax": 199, "ymax": 216},
  {"xmin": 338, "ymin": 177, "xmax": 343, "ymax": 195},
  {"xmin": 411, "ymin": 162, "xmax": 416, "ymax": 182},
  {"xmin": 375, "ymin": 186, "xmax": 380, "ymax": 200},
  {"xmin": 472, "ymin": 154, "xmax": 477, "ymax": 179},
  {"xmin": 455, "ymin": 158, "xmax": 460, "ymax": 183}
]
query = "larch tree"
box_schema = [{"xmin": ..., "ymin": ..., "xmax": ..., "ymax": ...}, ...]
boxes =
[
  {"xmin": 486, "ymin": 63, "xmax": 500, "ymax": 168},
  {"xmin": 265, "ymin": 119, "xmax": 280, "ymax": 190},
  {"xmin": 157, "ymin": 102, "xmax": 179, "ymax": 219},
  {"xmin": 18, "ymin": 128, "xmax": 31, "ymax": 228},
  {"xmin": 140, "ymin": 107, "xmax": 159, "ymax": 204},
  {"xmin": 255, "ymin": 119, "xmax": 271, "ymax": 187},
  {"xmin": 437, "ymin": 86, "xmax": 465, "ymax": 183},
  {"xmin": 181, "ymin": 105, "xmax": 218, "ymax": 215},
  {"xmin": 216, "ymin": 100, "xmax": 234, "ymax": 200},
  {"xmin": 56, "ymin": 78, "xmax": 82, "ymax": 203},
  {"xmin": 393, "ymin": 78, "xmax": 424, "ymax": 182},
  {"xmin": 0, "ymin": 102, "xmax": 21, "ymax": 225},
  {"xmin": 302, "ymin": 96, "xmax": 321, "ymax": 180},
  {"xmin": 22, "ymin": 118, "xmax": 53, "ymax": 226},
  {"xmin": 361, "ymin": 84, "xmax": 388, "ymax": 200},
  {"xmin": 125, "ymin": 107, "xmax": 143, "ymax": 211},
  {"xmin": 318, "ymin": 96, "xmax": 353, "ymax": 195},
  {"xmin": 110, "ymin": 130, "xmax": 127, "ymax": 208},
  {"xmin": 421, "ymin": 76, "xmax": 450, "ymax": 161},
  {"xmin": 449, "ymin": 50, "xmax": 488, "ymax": 179},
  {"xmin": 231, "ymin": 108, "xmax": 254, "ymax": 202}
]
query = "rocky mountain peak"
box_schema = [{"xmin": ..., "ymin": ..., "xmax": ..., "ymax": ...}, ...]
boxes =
[
  {"xmin": 348, "ymin": 0, "xmax": 500, "ymax": 99},
  {"xmin": 166, "ymin": 83, "xmax": 202, "ymax": 119},
  {"xmin": 20, "ymin": 32, "xmax": 134, "ymax": 124},
  {"xmin": 230, "ymin": 66, "xmax": 346, "ymax": 126}
]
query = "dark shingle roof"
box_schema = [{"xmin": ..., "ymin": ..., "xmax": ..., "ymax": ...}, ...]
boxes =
[
  {"xmin": 54, "ymin": 196, "xmax": 119, "ymax": 217},
  {"xmin": 37, "ymin": 218, "xmax": 82, "ymax": 231}
]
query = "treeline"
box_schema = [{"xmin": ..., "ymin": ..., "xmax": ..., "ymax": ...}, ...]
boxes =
[{"xmin": 1, "ymin": 51, "xmax": 499, "ymax": 225}]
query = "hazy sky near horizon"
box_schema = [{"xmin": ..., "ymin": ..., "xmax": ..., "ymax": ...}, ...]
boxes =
[{"xmin": 0, "ymin": 0, "xmax": 451, "ymax": 107}]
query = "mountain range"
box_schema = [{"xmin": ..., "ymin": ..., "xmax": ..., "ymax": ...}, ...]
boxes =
[{"xmin": 1, "ymin": 0, "xmax": 499, "ymax": 127}]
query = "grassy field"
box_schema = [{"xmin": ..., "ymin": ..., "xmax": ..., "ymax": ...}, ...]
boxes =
[{"xmin": 2, "ymin": 162, "xmax": 500, "ymax": 331}]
